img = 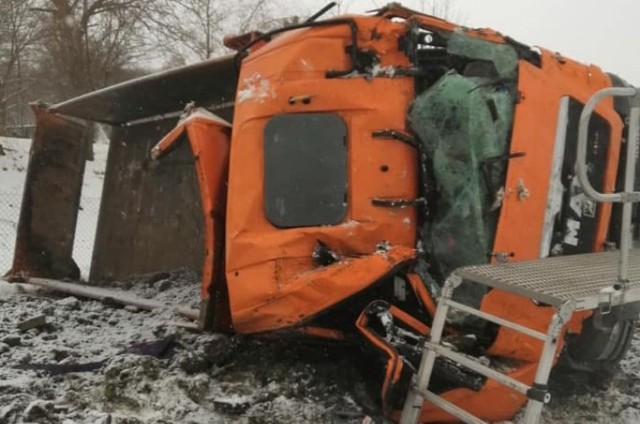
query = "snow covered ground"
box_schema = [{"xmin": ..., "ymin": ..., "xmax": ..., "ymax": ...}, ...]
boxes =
[
  {"xmin": 0, "ymin": 272, "xmax": 638, "ymax": 424},
  {"xmin": 0, "ymin": 137, "xmax": 31, "ymax": 275},
  {"xmin": 1, "ymin": 135, "xmax": 639, "ymax": 423},
  {"xmin": 73, "ymin": 138, "xmax": 108, "ymax": 279},
  {"xmin": 0, "ymin": 273, "xmax": 371, "ymax": 424}
]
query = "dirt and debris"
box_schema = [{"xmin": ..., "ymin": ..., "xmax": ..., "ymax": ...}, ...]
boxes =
[
  {"xmin": 16, "ymin": 315, "xmax": 47, "ymax": 332},
  {"xmin": 0, "ymin": 271, "xmax": 377, "ymax": 424},
  {"xmin": 0, "ymin": 269, "xmax": 639, "ymax": 423}
]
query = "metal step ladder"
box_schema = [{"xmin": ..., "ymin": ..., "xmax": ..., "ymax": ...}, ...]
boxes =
[{"xmin": 400, "ymin": 87, "xmax": 640, "ymax": 424}]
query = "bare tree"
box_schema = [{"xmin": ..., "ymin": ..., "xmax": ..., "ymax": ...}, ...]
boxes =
[
  {"xmin": 0, "ymin": 0, "xmax": 41, "ymax": 134},
  {"xmin": 419, "ymin": 0, "xmax": 466, "ymax": 23},
  {"xmin": 154, "ymin": 0, "xmax": 227, "ymax": 61},
  {"xmin": 155, "ymin": 0, "xmax": 295, "ymax": 64},
  {"xmin": 32, "ymin": 0, "xmax": 163, "ymax": 99},
  {"xmin": 331, "ymin": 0, "xmax": 465, "ymax": 23}
]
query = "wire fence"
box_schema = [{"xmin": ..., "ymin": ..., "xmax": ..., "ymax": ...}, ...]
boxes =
[
  {"xmin": 74, "ymin": 197, "xmax": 102, "ymax": 279},
  {"xmin": 0, "ymin": 191, "xmax": 102, "ymax": 279},
  {"xmin": 0, "ymin": 192, "xmax": 22, "ymax": 275}
]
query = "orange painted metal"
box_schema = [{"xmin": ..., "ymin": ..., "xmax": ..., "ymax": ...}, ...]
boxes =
[
  {"xmin": 398, "ymin": 363, "xmax": 538, "ymax": 423},
  {"xmin": 4, "ymin": 4, "xmax": 632, "ymax": 422},
  {"xmin": 406, "ymin": 273, "xmax": 438, "ymax": 317},
  {"xmin": 232, "ymin": 246, "xmax": 416, "ymax": 334},
  {"xmin": 165, "ymin": 7, "xmax": 627, "ymax": 422},
  {"xmin": 402, "ymin": 50, "xmax": 625, "ymax": 422},
  {"xmin": 225, "ymin": 17, "xmax": 418, "ymax": 335},
  {"xmin": 356, "ymin": 308, "xmax": 405, "ymax": 413},
  {"xmin": 481, "ymin": 289, "xmax": 591, "ymax": 361},
  {"xmin": 152, "ymin": 110, "xmax": 231, "ymax": 329},
  {"xmin": 388, "ymin": 304, "xmax": 431, "ymax": 336},
  {"xmin": 356, "ymin": 303, "xmax": 430, "ymax": 413},
  {"xmin": 493, "ymin": 51, "xmax": 622, "ymax": 263},
  {"xmin": 486, "ymin": 50, "xmax": 623, "ymax": 363}
]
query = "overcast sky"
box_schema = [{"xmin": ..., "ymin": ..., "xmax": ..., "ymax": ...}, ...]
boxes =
[{"xmin": 296, "ymin": 0, "xmax": 640, "ymax": 85}]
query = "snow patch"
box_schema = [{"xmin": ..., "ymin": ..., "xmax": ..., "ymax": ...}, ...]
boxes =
[
  {"xmin": 237, "ymin": 73, "xmax": 273, "ymax": 104},
  {"xmin": 600, "ymin": 286, "xmax": 618, "ymax": 294},
  {"xmin": 180, "ymin": 108, "xmax": 231, "ymax": 127},
  {"xmin": 342, "ymin": 220, "xmax": 360, "ymax": 228},
  {"xmin": 370, "ymin": 64, "xmax": 398, "ymax": 77},
  {"xmin": 0, "ymin": 270, "xmax": 375, "ymax": 423}
]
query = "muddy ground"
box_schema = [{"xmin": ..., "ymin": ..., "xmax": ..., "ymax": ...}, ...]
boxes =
[{"xmin": 0, "ymin": 270, "xmax": 638, "ymax": 424}]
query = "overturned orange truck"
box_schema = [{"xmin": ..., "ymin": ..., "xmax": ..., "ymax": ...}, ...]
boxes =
[{"xmin": 7, "ymin": 3, "xmax": 640, "ymax": 423}]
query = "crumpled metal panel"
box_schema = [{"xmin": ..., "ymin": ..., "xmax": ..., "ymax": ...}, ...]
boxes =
[
  {"xmin": 50, "ymin": 55, "xmax": 238, "ymax": 125},
  {"xmin": 8, "ymin": 104, "xmax": 91, "ymax": 280}
]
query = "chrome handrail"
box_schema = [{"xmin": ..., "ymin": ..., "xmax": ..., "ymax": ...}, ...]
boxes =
[
  {"xmin": 577, "ymin": 87, "xmax": 640, "ymax": 203},
  {"xmin": 576, "ymin": 87, "xmax": 640, "ymax": 284}
]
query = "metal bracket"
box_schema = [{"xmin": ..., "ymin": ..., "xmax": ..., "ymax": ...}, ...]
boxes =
[
  {"xmin": 526, "ymin": 383, "xmax": 551, "ymax": 404},
  {"xmin": 371, "ymin": 197, "xmax": 426, "ymax": 208},
  {"xmin": 442, "ymin": 274, "xmax": 463, "ymax": 298},
  {"xmin": 557, "ymin": 300, "xmax": 576, "ymax": 324},
  {"xmin": 371, "ymin": 129, "xmax": 418, "ymax": 148}
]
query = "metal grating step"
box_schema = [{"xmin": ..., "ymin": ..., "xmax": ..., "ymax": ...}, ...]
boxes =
[{"xmin": 455, "ymin": 249, "xmax": 640, "ymax": 311}]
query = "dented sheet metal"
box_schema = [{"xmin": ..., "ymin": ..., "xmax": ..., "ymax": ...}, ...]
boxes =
[
  {"xmin": 231, "ymin": 245, "xmax": 416, "ymax": 334},
  {"xmin": 9, "ymin": 104, "xmax": 91, "ymax": 280},
  {"xmin": 152, "ymin": 107, "xmax": 231, "ymax": 331}
]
